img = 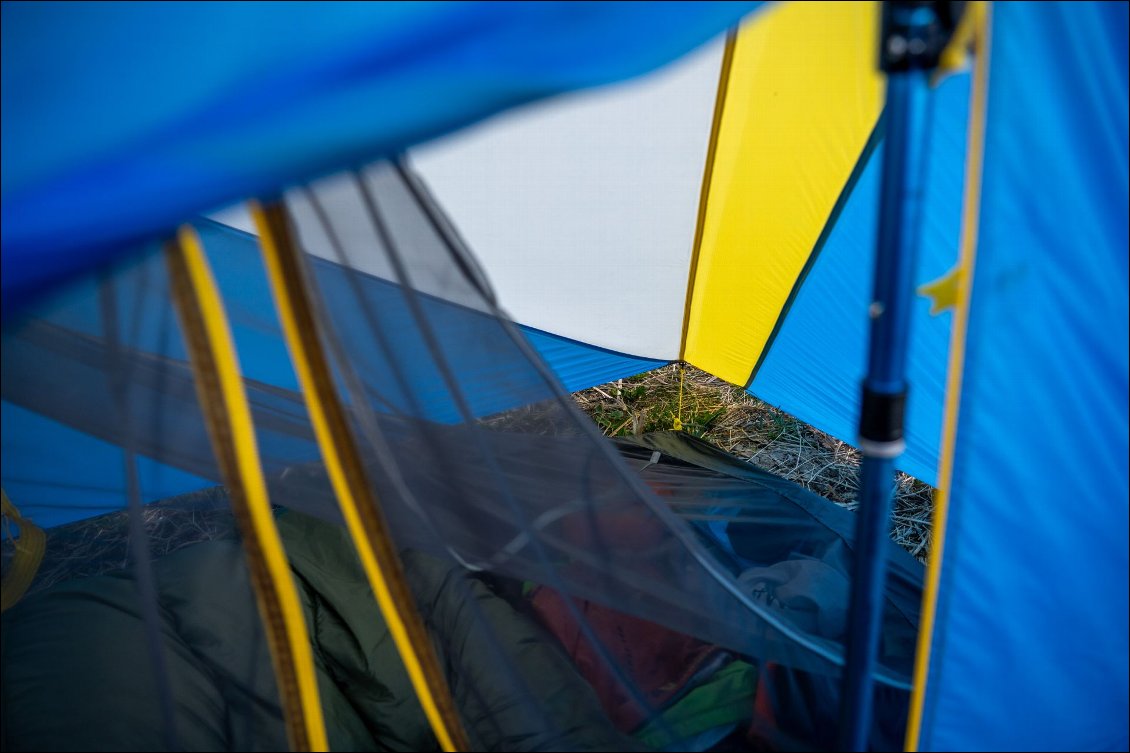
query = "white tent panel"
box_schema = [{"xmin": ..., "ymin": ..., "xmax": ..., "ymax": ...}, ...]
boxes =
[
  {"xmin": 210, "ymin": 36, "xmax": 723, "ymax": 360},
  {"xmin": 410, "ymin": 38, "xmax": 724, "ymax": 359}
]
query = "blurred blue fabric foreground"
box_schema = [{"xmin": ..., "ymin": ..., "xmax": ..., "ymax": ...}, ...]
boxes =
[{"xmin": 1, "ymin": 1, "xmax": 762, "ymax": 317}]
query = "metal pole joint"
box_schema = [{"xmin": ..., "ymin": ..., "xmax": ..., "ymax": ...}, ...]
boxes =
[{"xmin": 880, "ymin": 1, "xmax": 966, "ymax": 73}]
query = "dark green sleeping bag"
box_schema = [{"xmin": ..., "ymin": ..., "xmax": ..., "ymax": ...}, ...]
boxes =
[{"xmin": 1, "ymin": 510, "xmax": 638, "ymax": 752}]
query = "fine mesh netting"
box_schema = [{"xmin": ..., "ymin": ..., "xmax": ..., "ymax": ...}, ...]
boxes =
[{"xmin": 1, "ymin": 159, "xmax": 923, "ymax": 751}]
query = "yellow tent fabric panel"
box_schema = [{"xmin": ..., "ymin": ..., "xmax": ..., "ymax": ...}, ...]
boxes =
[{"xmin": 682, "ymin": 0, "xmax": 884, "ymax": 385}]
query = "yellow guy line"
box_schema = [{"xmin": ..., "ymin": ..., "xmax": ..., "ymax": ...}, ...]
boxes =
[
  {"xmin": 251, "ymin": 201, "xmax": 469, "ymax": 753},
  {"xmin": 167, "ymin": 227, "xmax": 328, "ymax": 752},
  {"xmin": 905, "ymin": 3, "xmax": 991, "ymax": 750}
]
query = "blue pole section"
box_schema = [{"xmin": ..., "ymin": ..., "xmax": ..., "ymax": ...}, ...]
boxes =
[{"xmin": 838, "ymin": 1, "xmax": 949, "ymax": 748}]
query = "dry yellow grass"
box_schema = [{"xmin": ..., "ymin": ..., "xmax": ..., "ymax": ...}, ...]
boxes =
[{"xmin": 573, "ymin": 363, "xmax": 934, "ymax": 561}]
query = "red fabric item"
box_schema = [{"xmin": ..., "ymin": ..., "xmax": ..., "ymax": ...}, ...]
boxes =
[
  {"xmin": 529, "ymin": 586, "xmax": 726, "ymax": 732},
  {"xmin": 748, "ymin": 662, "xmax": 786, "ymax": 750}
]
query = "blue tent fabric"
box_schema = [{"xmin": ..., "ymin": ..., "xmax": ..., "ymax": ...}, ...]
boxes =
[
  {"xmin": 918, "ymin": 3, "xmax": 1129, "ymax": 750},
  {"xmin": 750, "ymin": 71, "xmax": 971, "ymax": 487},
  {"xmin": 3, "ymin": 2, "xmax": 1128, "ymax": 748},
  {"xmin": 0, "ymin": 0, "xmax": 762, "ymax": 319},
  {"xmin": 0, "ymin": 401, "xmax": 212, "ymax": 526},
  {"xmin": 1, "ymin": 219, "xmax": 663, "ymax": 529}
]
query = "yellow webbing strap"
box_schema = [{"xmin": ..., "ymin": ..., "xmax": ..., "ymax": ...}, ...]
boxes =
[
  {"xmin": 251, "ymin": 201, "xmax": 470, "ymax": 753},
  {"xmin": 1, "ymin": 489, "xmax": 46, "ymax": 612},
  {"xmin": 905, "ymin": 4, "xmax": 991, "ymax": 750},
  {"xmin": 165, "ymin": 227, "xmax": 328, "ymax": 753}
]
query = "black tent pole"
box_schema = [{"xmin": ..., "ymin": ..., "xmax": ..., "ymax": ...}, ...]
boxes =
[{"xmin": 838, "ymin": 3, "xmax": 963, "ymax": 750}]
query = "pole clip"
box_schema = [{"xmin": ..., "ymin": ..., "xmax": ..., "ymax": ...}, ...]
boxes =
[{"xmin": 880, "ymin": 1, "xmax": 966, "ymax": 73}]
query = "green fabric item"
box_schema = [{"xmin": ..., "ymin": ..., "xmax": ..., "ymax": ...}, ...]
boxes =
[
  {"xmin": 2, "ymin": 510, "xmax": 640, "ymax": 751},
  {"xmin": 275, "ymin": 510, "xmax": 639, "ymax": 752},
  {"xmin": 0, "ymin": 538, "xmax": 374, "ymax": 752},
  {"xmin": 633, "ymin": 660, "xmax": 757, "ymax": 751}
]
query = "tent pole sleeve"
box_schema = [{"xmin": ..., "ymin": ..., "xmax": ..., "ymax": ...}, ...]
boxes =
[
  {"xmin": 838, "ymin": 2, "xmax": 960, "ymax": 749},
  {"xmin": 905, "ymin": 5, "xmax": 990, "ymax": 747},
  {"xmin": 251, "ymin": 200, "xmax": 471, "ymax": 753},
  {"xmin": 165, "ymin": 227, "xmax": 329, "ymax": 753}
]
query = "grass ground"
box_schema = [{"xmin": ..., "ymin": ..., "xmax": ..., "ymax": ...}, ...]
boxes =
[{"xmin": 573, "ymin": 363, "xmax": 935, "ymax": 562}]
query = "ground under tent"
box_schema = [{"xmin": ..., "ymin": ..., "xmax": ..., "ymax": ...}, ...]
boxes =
[{"xmin": 2, "ymin": 429, "xmax": 922, "ymax": 752}]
